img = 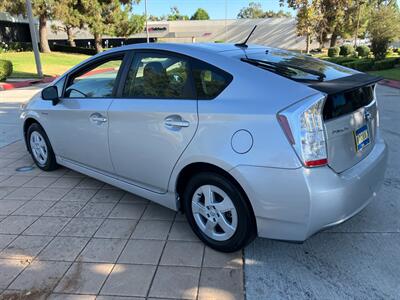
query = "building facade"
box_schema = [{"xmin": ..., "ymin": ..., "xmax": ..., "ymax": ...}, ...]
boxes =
[{"xmin": 1, "ymin": 13, "xmax": 317, "ymax": 51}]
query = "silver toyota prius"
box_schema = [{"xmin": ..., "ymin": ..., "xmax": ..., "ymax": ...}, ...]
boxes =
[{"xmin": 20, "ymin": 43, "xmax": 388, "ymax": 252}]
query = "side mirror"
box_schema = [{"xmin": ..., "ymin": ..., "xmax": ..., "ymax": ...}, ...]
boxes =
[{"xmin": 42, "ymin": 86, "xmax": 60, "ymax": 105}]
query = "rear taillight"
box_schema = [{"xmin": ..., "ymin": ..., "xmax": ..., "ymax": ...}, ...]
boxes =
[{"xmin": 278, "ymin": 94, "xmax": 328, "ymax": 167}]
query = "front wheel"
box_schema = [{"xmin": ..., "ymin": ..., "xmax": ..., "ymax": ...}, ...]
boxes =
[
  {"xmin": 27, "ymin": 123, "xmax": 59, "ymax": 171},
  {"xmin": 183, "ymin": 172, "xmax": 256, "ymax": 252}
]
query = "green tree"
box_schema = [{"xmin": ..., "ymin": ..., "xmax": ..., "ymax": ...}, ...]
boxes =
[
  {"xmin": 313, "ymin": 0, "xmax": 370, "ymax": 47},
  {"xmin": 367, "ymin": 2, "xmax": 400, "ymax": 59},
  {"xmin": 318, "ymin": 0, "xmax": 348, "ymax": 47},
  {"xmin": 114, "ymin": 14, "xmax": 145, "ymax": 38},
  {"xmin": 237, "ymin": 2, "xmax": 264, "ymax": 18},
  {"xmin": 167, "ymin": 6, "xmax": 189, "ymax": 21},
  {"xmin": 263, "ymin": 9, "xmax": 291, "ymax": 17},
  {"xmin": 148, "ymin": 14, "xmax": 161, "ymax": 21},
  {"xmin": 52, "ymin": 0, "xmax": 85, "ymax": 47},
  {"xmin": 281, "ymin": 0, "xmax": 321, "ymax": 53},
  {"xmin": 238, "ymin": 2, "xmax": 291, "ymax": 19},
  {"xmin": 190, "ymin": 8, "xmax": 210, "ymax": 20},
  {"xmin": 79, "ymin": 0, "xmax": 142, "ymax": 53},
  {"xmin": 281, "ymin": 0, "xmax": 367, "ymax": 48},
  {"xmin": 312, "ymin": 0, "xmax": 329, "ymax": 47},
  {"xmin": 1, "ymin": 0, "xmax": 55, "ymax": 53},
  {"xmin": 297, "ymin": 1, "xmax": 321, "ymax": 53}
]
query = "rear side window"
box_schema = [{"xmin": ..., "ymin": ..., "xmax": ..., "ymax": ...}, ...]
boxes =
[
  {"xmin": 123, "ymin": 52, "xmax": 193, "ymax": 99},
  {"xmin": 323, "ymin": 85, "xmax": 374, "ymax": 120},
  {"xmin": 192, "ymin": 61, "xmax": 232, "ymax": 100}
]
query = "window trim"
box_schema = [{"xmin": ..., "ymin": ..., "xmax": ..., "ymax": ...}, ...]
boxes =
[
  {"xmin": 117, "ymin": 49, "xmax": 197, "ymax": 100},
  {"xmin": 61, "ymin": 51, "xmax": 128, "ymax": 99},
  {"xmin": 53, "ymin": 76, "xmax": 66, "ymax": 98}
]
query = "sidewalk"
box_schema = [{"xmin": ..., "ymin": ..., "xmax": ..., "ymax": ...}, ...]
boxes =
[
  {"xmin": 0, "ymin": 77, "xmax": 56, "ymax": 91},
  {"xmin": 0, "ymin": 141, "xmax": 244, "ymax": 300},
  {"xmin": 0, "ymin": 84, "xmax": 47, "ymax": 148},
  {"xmin": 379, "ymin": 78, "xmax": 400, "ymax": 89}
]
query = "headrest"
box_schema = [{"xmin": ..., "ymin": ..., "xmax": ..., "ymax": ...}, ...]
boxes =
[{"xmin": 143, "ymin": 62, "xmax": 165, "ymax": 77}]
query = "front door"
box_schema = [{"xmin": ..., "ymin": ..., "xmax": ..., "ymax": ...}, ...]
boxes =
[
  {"xmin": 108, "ymin": 50, "xmax": 198, "ymax": 193},
  {"xmin": 45, "ymin": 54, "xmax": 125, "ymax": 173}
]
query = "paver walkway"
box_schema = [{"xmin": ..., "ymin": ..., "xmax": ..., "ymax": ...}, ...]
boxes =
[
  {"xmin": 0, "ymin": 141, "xmax": 244, "ymax": 300},
  {"xmin": 0, "ymin": 83, "xmax": 244, "ymax": 300}
]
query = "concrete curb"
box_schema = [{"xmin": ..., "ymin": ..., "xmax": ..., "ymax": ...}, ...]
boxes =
[
  {"xmin": 379, "ymin": 79, "xmax": 400, "ymax": 89},
  {"xmin": 0, "ymin": 76, "xmax": 57, "ymax": 91}
]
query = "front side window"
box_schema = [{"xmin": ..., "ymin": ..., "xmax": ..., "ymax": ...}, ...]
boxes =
[
  {"xmin": 192, "ymin": 61, "xmax": 232, "ymax": 100},
  {"xmin": 123, "ymin": 52, "xmax": 193, "ymax": 99},
  {"xmin": 64, "ymin": 56, "xmax": 123, "ymax": 98}
]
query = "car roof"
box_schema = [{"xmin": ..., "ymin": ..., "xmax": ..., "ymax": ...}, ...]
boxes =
[{"xmin": 104, "ymin": 42, "xmax": 266, "ymax": 57}]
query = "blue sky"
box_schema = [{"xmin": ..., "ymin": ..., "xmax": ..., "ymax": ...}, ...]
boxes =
[{"xmin": 132, "ymin": 0, "xmax": 292, "ymax": 20}]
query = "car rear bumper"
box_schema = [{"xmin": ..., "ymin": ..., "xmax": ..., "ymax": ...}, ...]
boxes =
[{"xmin": 229, "ymin": 137, "xmax": 388, "ymax": 241}]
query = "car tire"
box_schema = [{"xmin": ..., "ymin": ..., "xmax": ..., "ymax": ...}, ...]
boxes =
[
  {"xmin": 183, "ymin": 172, "xmax": 256, "ymax": 252},
  {"xmin": 27, "ymin": 123, "xmax": 59, "ymax": 171}
]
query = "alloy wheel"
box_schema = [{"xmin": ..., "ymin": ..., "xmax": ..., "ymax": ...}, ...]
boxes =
[
  {"xmin": 191, "ymin": 184, "xmax": 238, "ymax": 241},
  {"xmin": 30, "ymin": 131, "xmax": 48, "ymax": 165}
]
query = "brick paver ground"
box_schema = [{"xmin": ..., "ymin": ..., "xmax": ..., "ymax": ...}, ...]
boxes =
[{"xmin": 0, "ymin": 141, "xmax": 244, "ymax": 300}]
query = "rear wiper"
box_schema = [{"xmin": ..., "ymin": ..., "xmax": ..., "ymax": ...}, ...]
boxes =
[
  {"xmin": 241, "ymin": 58, "xmax": 326, "ymax": 82},
  {"xmin": 241, "ymin": 58, "xmax": 297, "ymax": 79}
]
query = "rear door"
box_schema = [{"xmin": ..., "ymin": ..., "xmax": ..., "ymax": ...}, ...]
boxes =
[{"xmin": 108, "ymin": 50, "xmax": 198, "ymax": 193}]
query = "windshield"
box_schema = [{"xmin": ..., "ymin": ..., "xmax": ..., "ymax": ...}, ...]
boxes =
[{"xmin": 238, "ymin": 48, "xmax": 356, "ymax": 82}]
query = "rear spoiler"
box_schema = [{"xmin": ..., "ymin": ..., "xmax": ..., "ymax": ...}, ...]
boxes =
[{"xmin": 309, "ymin": 73, "xmax": 383, "ymax": 95}]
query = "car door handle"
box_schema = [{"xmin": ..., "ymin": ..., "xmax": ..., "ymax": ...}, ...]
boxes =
[
  {"xmin": 90, "ymin": 113, "xmax": 107, "ymax": 124},
  {"xmin": 164, "ymin": 116, "xmax": 190, "ymax": 128}
]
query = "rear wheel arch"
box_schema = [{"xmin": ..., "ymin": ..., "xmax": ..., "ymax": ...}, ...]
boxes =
[{"xmin": 175, "ymin": 162, "xmax": 257, "ymax": 229}]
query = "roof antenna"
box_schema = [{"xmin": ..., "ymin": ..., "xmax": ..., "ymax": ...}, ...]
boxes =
[{"xmin": 235, "ymin": 25, "xmax": 257, "ymax": 49}]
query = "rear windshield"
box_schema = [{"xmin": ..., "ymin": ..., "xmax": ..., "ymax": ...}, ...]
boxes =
[
  {"xmin": 323, "ymin": 85, "xmax": 374, "ymax": 121},
  {"xmin": 239, "ymin": 48, "xmax": 355, "ymax": 82}
]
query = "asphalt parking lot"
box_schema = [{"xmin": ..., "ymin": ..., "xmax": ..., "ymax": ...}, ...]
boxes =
[
  {"xmin": 245, "ymin": 85, "xmax": 400, "ymax": 299},
  {"xmin": 0, "ymin": 84, "xmax": 399, "ymax": 300}
]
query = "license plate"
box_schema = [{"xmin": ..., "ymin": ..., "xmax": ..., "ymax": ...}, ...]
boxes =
[{"xmin": 354, "ymin": 125, "xmax": 370, "ymax": 152}]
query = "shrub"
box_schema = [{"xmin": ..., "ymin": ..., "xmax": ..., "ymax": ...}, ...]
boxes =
[
  {"xmin": 325, "ymin": 56, "xmax": 357, "ymax": 64},
  {"xmin": 342, "ymin": 60, "xmax": 374, "ymax": 72},
  {"xmin": 333, "ymin": 57, "xmax": 398, "ymax": 72},
  {"xmin": 356, "ymin": 45, "xmax": 370, "ymax": 58},
  {"xmin": 0, "ymin": 60, "xmax": 13, "ymax": 81},
  {"xmin": 50, "ymin": 44, "xmax": 97, "ymax": 55},
  {"xmin": 371, "ymin": 59, "xmax": 398, "ymax": 71},
  {"xmin": 339, "ymin": 45, "xmax": 355, "ymax": 56},
  {"xmin": 386, "ymin": 47, "xmax": 397, "ymax": 57},
  {"xmin": 310, "ymin": 48, "xmax": 322, "ymax": 54},
  {"xmin": 371, "ymin": 39, "xmax": 391, "ymax": 60},
  {"xmin": 328, "ymin": 47, "xmax": 340, "ymax": 57},
  {"xmin": 0, "ymin": 42, "xmax": 33, "ymax": 52}
]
